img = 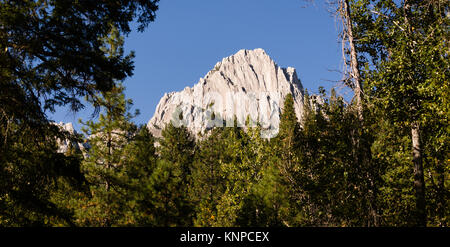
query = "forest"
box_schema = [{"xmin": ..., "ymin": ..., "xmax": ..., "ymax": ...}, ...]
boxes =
[{"xmin": 0, "ymin": 0, "xmax": 448, "ymax": 227}]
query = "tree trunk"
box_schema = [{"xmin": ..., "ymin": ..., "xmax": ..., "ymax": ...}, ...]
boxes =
[
  {"xmin": 403, "ymin": 0, "xmax": 426, "ymax": 227},
  {"xmin": 342, "ymin": 0, "xmax": 363, "ymax": 121},
  {"xmin": 106, "ymin": 131, "xmax": 112, "ymax": 192},
  {"xmin": 436, "ymin": 161, "xmax": 446, "ymax": 226},
  {"xmin": 411, "ymin": 121, "xmax": 426, "ymax": 226},
  {"xmin": 341, "ymin": 0, "xmax": 379, "ymax": 226}
]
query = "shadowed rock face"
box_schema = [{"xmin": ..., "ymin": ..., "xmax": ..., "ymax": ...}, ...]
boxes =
[
  {"xmin": 147, "ymin": 48, "xmax": 305, "ymax": 138},
  {"xmin": 55, "ymin": 122, "xmax": 90, "ymax": 156}
]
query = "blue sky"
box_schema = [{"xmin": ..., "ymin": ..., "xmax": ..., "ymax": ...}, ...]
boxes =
[{"xmin": 50, "ymin": 0, "xmax": 344, "ymax": 131}]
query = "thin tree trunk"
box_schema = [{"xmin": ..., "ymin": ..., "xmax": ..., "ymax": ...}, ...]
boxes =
[
  {"xmin": 403, "ymin": 0, "xmax": 426, "ymax": 227},
  {"xmin": 105, "ymin": 104, "xmax": 113, "ymax": 227},
  {"xmin": 436, "ymin": 162, "xmax": 446, "ymax": 226},
  {"xmin": 411, "ymin": 121, "xmax": 426, "ymax": 226},
  {"xmin": 342, "ymin": 0, "xmax": 363, "ymax": 121},
  {"xmin": 106, "ymin": 126, "xmax": 112, "ymax": 192},
  {"xmin": 340, "ymin": 0, "xmax": 379, "ymax": 226}
]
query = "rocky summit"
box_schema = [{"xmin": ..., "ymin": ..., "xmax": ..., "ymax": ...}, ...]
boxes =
[{"xmin": 147, "ymin": 48, "xmax": 306, "ymax": 138}]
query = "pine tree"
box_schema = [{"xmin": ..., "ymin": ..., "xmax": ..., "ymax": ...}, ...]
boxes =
[
  {"xmin": 0, "ymin": 126, "xmax": 83, "ymax": 226},
  {"xmin": 156, "ymin": 122, "xmax": 195, "ymax": 226},
  {"xmin": 191, "ymin": 127, "xmax": 227, "ymax": 226},
  {"xmin": 76, "ymin": 26, "xmax": 138, "ymax": 226},
  {"xmin": 119, "ymin": 126, "xmax": 158, "ymax": 225},
  {"xmin": 76, "ymin": 82, "xmax": 137, "ymax": 226},
  {"xmin": 125, "ymin": 126, "xmax": 157, "ymax": 175},
  {"xmin": 270, "ymin": 93, "xmax": 306, "ymax": 226},
  {"xmin": 237, "ymin": 124, "xmax": 292, "ymax": 227},
  {"xmin": 214, "ymin": 124, "xmax": 250, "ymax": 226},
  {"xmin": 0, "ymin": 1, "xmax": 159, "ymax": 226},
  {"xmin": 276, "ymin": 93, "xmax": 301, "ymax": 203}
]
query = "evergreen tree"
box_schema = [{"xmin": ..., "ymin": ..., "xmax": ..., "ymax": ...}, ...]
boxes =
[
  {"xmin": 277, "ymin": 93, "xmax": 301, "ymax": 178},
  {"xmin": 0, "ymin": 128, "xmax": 81, "ymax": 226},
  {"xmin": 274, "ymin": 94, "xmax": 304, "ymax": 224},
  {"xmin": 76, "ymin": 26, "xmax": 138, "ymax": 226},
  {"xmin": 0, "ymin": 0, "xmax": 159, "ymax": 226},
  {"xmin": 237, "ymin": 124, "xmax": 292, "ymax": 227},
  {"xmin": 156, "ymin": 122, "xmax": 195, "ymax": 226},
  {"xmin": 275, "ymin": 89, "xmax": 383, "ymax": 226},
  {"xmin": 76, "ymin": 82, "xmax": 137, "ymax": 226},
  {"xmin": 159, "ymin": 122, "xmax": 195, "ymax": 179},
  {"xmin": 191, "ymin": 127, "xmax": 227, "ymax": 226},
  {"xmin": 191, "ymin": 118, "xmax": 279, "ymax": 227},
  {"xmin": 125, "ymin": 126, "xmax": 157, "ymax": 175},
  {"xmin": 214, "ymin": 124, "xmax": 250, "ymax": 226},
  {"xmin": 118, "ymin": 126, "xmax": 158, "ymax": 225}
]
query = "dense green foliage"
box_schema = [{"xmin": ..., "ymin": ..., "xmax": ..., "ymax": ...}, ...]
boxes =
[
  {"xmin": 1, "ymin": 0, "xmax": 448, "ymax": 226},
  {"xmin": 0, "ymin": 0, "xmax": 159, "ymax": 225},
  {"xmin": 347, "ymin": 0, "xmax": 449, "ymax": 226}
]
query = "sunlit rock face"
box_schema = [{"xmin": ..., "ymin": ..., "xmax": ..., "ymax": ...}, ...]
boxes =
[
  {"xmin": 147, "ymin": 48, "xmax": 305, "ymax": 138},
  {"xmin": 55, "ymin": 122, "xmax": 89, "ymax": 156}
]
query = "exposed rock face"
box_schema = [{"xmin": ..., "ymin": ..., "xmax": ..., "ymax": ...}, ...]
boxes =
[
  {"xmin": 55, "ymin": 122, "xmax": 89, "ymax": 155},
  {"xmin": 147, "ymin": 48, "xmax": 305, "ymax": 138}
]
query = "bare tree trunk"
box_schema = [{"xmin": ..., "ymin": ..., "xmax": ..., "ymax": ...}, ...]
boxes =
[
  {"xmin": 339, "ymin": 0, "xmax": 379, "ymax": 226},
  {"xmin": 411, "ymin": 121, "xmax": 426, "ymax": 226},
  {"xmin": 341, "ymin": 0, "xmax": 364, "ymax": 121}
]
